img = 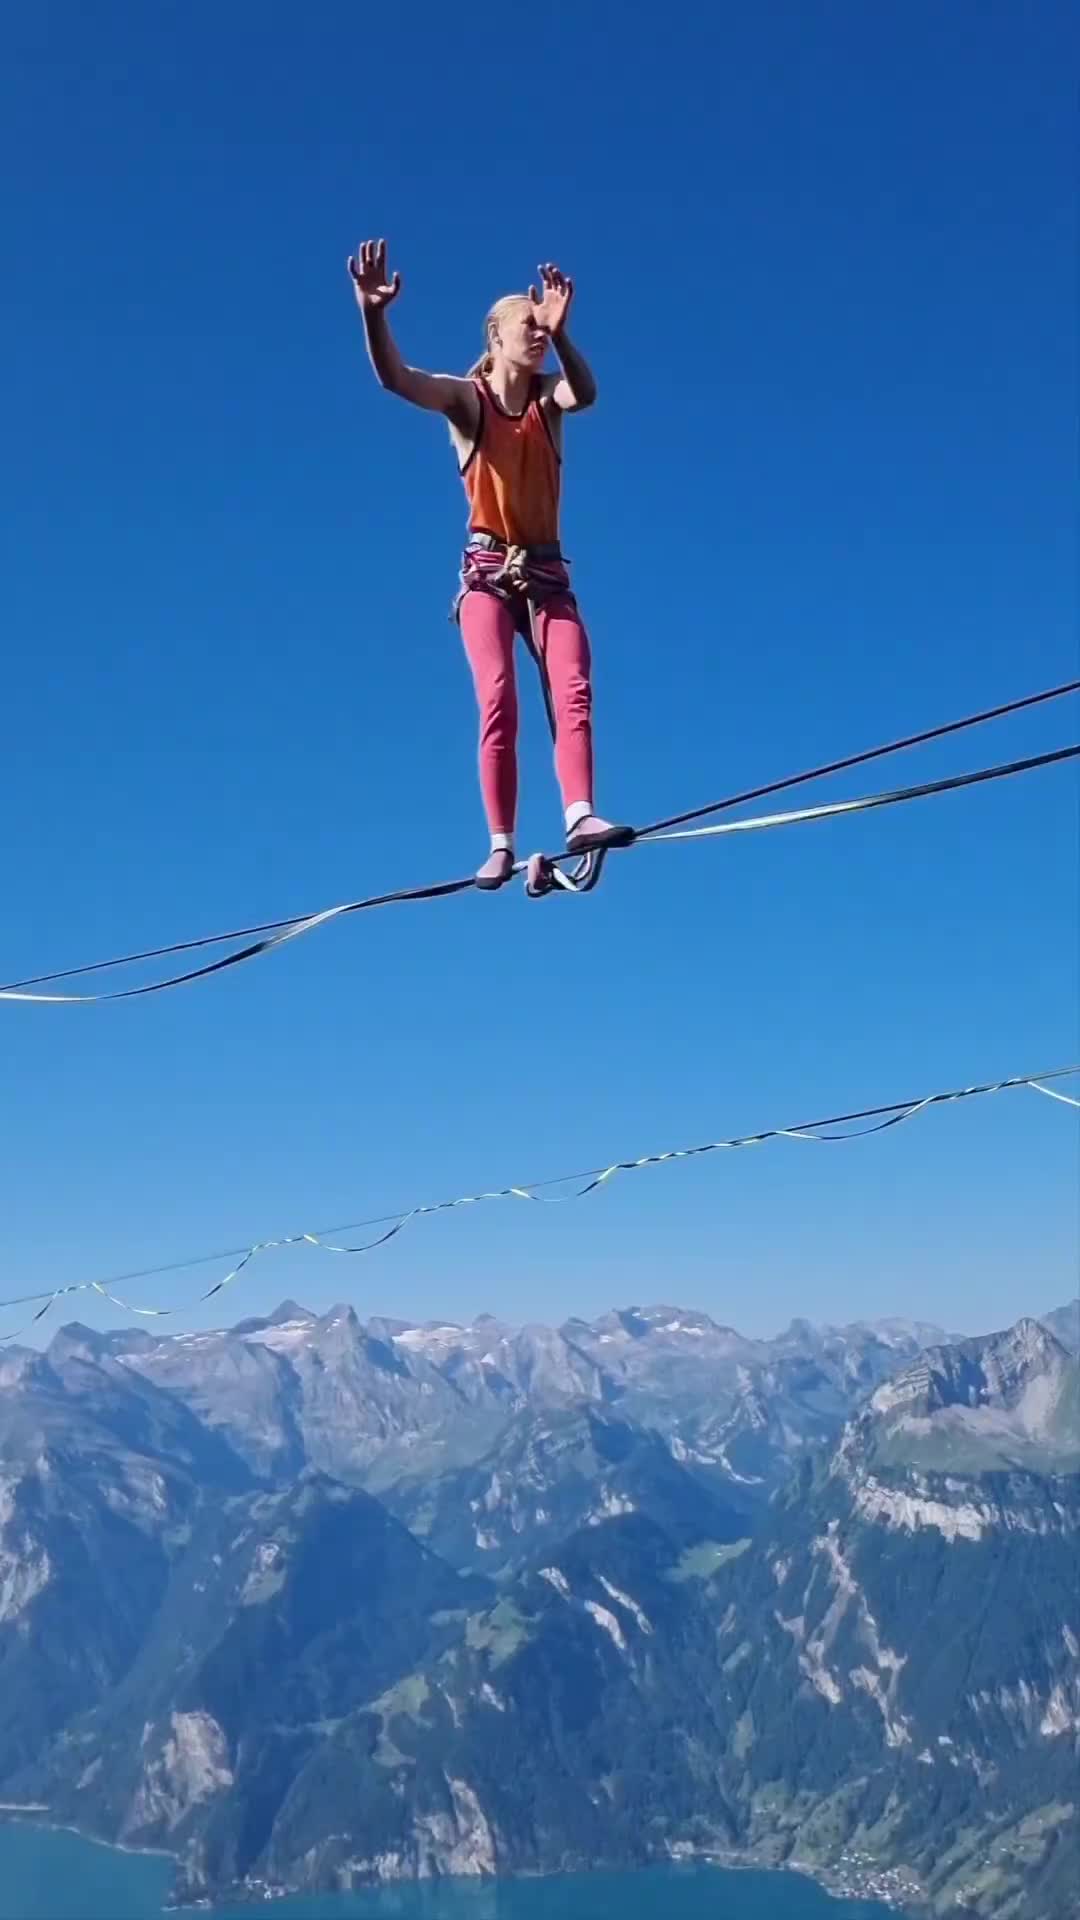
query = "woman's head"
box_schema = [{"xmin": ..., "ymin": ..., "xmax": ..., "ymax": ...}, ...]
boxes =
[{"xmin": 468, "ymin": 294, "xmax": 548, "ymax": 377}]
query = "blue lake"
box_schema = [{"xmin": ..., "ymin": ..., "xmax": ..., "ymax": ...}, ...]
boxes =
[{"xmin": 0, "ymin": 1823, "xmax": 903, "ymax": 1920}]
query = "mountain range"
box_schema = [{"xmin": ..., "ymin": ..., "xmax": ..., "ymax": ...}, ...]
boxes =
[{"xmin": 1, "ymin": 1295, "xmax": 1076, "ymax": 1917}]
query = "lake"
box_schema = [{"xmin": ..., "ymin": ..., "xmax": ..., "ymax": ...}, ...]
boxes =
[{"xmin": 0, "ymin": 1823, "xmax": 904, "ymax": 1920}]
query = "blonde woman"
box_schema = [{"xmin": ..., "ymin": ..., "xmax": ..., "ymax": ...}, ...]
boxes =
[{"xmin": 348, "ymin": 239, "xmax": 630, "ymax": 888}]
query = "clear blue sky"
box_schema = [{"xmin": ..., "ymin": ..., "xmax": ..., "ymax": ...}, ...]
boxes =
[{"xmin": 2, "ymin": 0, "xmax": 1076, "ymax": 1344}]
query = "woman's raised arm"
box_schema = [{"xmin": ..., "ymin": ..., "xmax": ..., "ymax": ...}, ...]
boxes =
[{"xmin": 348, "ymin": 239, "xmax": 476, "ymax": 428}]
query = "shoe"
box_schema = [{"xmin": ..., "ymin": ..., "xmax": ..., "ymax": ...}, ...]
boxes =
[
  {"xmin": 565, "ymin": 814, "xmax": 635, "ymax": 855},
  {"xmin": 475, "ymin": 847, "xmax": 515, "ymax": 890}
]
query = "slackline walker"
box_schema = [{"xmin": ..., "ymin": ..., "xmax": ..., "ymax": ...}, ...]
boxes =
[
  {"xmin": 0, "ymin": 257, "xmax": 1073, "ymax": 1000},
  {"xmin": 348, "ymin": 240, "xmax": 632, "ymax": 889}
]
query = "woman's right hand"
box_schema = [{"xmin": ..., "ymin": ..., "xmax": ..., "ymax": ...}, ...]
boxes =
[{"xmin": 347, "ymin": 239, "xmax": 402, "ymax": 311}]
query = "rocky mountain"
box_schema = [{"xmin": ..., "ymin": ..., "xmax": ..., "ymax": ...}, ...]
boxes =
[
  {"xmin": 23, "ymin": 1473, "xmax": 491, "ymax": 1900},
  {"xmin": 384, "ymin": 1401, "xmax": 754, "ymax": 1579},
  {"xmin": 101, "ymin": 1302, "xmax": 604, "ymax": 1491},
  {"xmin": 859, "ymin": 1316, "xmax": 1080, "ymax": 1476},
  {"xmin": 0, "ymin": 1332, "xmax": 251, "ymax": 1784},
  {"xmin": 1, "ymin": 1297, "xmax": 1076, "ymax": 1917},
  {"xmin": 1040, "ymin": 1299, "xmax": 1079, "ymax": 1356},
  {"xmin": 82, "ymin": 1296, "xmax": 957, "ymax": 1504}
]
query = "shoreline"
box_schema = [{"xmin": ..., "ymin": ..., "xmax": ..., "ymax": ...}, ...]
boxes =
[
  {"xmin": 0, "ymin": 1812, "xmax": 176, "ymax": 1865},
  {"xmin": 678, "ymin": 1845, "xmax": 923, "ymax": 1914},
  {"xmin": 0, "ymin": 1813, "xmax": 919, "ymax": 1915}
]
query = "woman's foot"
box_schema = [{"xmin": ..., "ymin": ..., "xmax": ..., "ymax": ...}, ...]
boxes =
[
  {"xmin": 475, "ymin": 847, "xmax": 515, "ymax": 890},
  {"xmin": 566, "ymin": 814, "xmax": 635, "ymax": 855}
]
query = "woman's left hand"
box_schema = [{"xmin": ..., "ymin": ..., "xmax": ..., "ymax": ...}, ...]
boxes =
[{"xmin": 529, "ymin": 263, "xmax": 575, "ymax": 337}]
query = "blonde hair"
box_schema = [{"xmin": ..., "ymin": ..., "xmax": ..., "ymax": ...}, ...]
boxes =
[{"xmin": 467, "ymin": 293, "xmax": 531, "ymax": 378}]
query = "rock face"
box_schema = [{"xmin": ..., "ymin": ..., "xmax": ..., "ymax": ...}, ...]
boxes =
[
  {"xmin": 384, "ymin": 1403, "xmax": 753, "ymax": 1579},
  {"xmin": 1039, "ymin": 1299, "xmax": 1080, "ymax": 1356},
  {"xmin": 0, "ymin": 1333, "xmax": 251, "ymax": 1782},
  {"xmin": 85, "ymin": 1297, "xmax": 958, "ymax": 1501},
  {"xmin": 1, "ymin": 1299, "xmax": 1077, "ymax": 1918},
  {"xmin": 238, "ymin": 1323, "xmax": 1078, "ymax": 1918},
  {"xmin": 19, "ymin": 1471, "xmax": 492, "ymax": 1900}
]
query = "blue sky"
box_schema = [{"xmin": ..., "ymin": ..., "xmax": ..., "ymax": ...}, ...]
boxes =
[{"xmin": 2, "ymin": 0, "xmax": 1076, "ymax": 1344}]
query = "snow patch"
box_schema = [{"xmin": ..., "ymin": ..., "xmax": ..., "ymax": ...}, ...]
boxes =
[
  {"xmin": 394, "ymin": 1325, "xmax": 463, "ymax": 1351},
  {"xmin": 241, "ymin": 1323, "xmax": 313, "ymax": 1351}
]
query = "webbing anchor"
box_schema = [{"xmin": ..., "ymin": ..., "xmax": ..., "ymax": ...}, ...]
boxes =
[{"xmin": 525, "ymin": 847, "xmax": 608, "ymax": 899}]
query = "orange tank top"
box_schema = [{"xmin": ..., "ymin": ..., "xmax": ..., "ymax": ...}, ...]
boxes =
[{"xmin": 460, "ymin": 378, "xmax": 561, "ymax": 547}]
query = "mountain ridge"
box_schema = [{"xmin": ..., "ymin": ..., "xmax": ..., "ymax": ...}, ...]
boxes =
[{"xmin": 2, "ymin": 1298, "xmax": 1077, "ymax": 1916}]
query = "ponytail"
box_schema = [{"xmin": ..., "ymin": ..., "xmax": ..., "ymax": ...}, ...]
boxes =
[{"xmin": 465, "ymin": 293, "xmax": 530, "ymax": 379}]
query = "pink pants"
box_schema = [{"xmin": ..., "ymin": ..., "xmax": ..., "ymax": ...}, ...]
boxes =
[{"xmin": 458, "ymin": 589, "xmax": 594, "ymax": 835}]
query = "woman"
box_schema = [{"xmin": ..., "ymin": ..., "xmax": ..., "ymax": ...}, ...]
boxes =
[{"xmin": 348, "ymin": 238, "xmax": 631, "ymax": 889}]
